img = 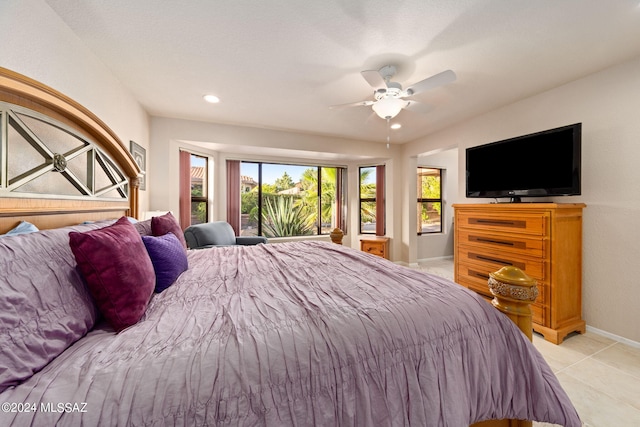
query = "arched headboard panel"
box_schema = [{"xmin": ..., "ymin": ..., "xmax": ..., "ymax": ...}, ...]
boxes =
[{"xmin": 0, "ymin": 67, "xmax": 141, "ymax": 233}]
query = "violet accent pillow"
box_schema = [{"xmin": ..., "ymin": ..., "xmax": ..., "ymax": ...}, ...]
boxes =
[
  {"xmin": 69, "ymin": 216, "xmax": 156, "ymax": 332},
  {"xmin": 142, "ymin": 232, "xmax": 189, "ymax": 292},
  {"xmin": 151, "ymin": 212, "xmax": 187, "ymax": 251}
]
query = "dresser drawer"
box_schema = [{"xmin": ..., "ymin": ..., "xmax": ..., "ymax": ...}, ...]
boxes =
[
  {"xmin": 457, "ymin": 247, "xmax": 546, "ymax": 281},
  {"xmin": 360, "ymin": 237, "xmax": 389, "ymax": 259},
  {"xmin": 457, "ymin": 211, "xmax": 548, "ymax": 236},
  {"xmin": 457, "ymin": 229, "xmax": 545, "ymax": 258},
  {"xmin": 531, "ymin": 303, "xmax": 547, "ymax": 326},
  {"xmin": 362, "ymin": 242, "xmax": 385, "ymax": 256}
]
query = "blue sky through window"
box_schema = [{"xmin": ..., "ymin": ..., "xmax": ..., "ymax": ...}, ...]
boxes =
[
  {"xmin": 241, "ymin": 162, "xmax": 316, "ymax": 184},
  {"xmin": 191, "ymin": 155, "xmax": 206, "ymax": 167}
]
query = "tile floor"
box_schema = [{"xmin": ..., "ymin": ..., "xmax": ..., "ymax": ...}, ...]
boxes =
[{"xmin": 416, "ymin": 258, "xmax": 640, "ymax": 427}]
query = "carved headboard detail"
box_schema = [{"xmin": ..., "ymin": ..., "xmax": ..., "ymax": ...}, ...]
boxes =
[{"xmin": 0, "ymin": 67, "xmax": 141, "ymax": 233}]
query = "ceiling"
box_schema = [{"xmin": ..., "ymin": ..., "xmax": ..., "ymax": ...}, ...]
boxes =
[{"xmin": 46, "ymin": 0, "xmax": 640, "ymax": 144}]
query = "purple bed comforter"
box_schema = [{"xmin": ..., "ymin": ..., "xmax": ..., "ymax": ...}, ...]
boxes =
[{"xmin": 1, "ymin": 241, "xmax": 580, "ymax": 426}]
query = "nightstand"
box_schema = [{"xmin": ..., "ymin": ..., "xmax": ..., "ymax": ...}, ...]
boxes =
[{"xmin": 360, "ymin": 236, "xmax": 390, "ymax": 260}]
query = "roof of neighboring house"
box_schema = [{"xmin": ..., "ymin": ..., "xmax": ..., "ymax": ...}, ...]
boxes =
[
  {"xmin": 191, "ymin": 166, "xmax": 204, "ymax": 182},
  {"xmin": 278, "ymin": 182, "xmax": 302, "ymax": 195},
  {"xmin": 241, "ymin": 175, "xmax": 258, "ymax": 188}
]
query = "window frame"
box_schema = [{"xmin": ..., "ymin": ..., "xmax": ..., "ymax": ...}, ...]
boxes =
[
  {"xmin": 190, "ymin": 153, "xmax": 208, "ymax": 225},
  {"xmin": 240, "ymin": 161, "xmax": 346, "ymax": 238},
  {"xmin": 359, "ymin": 166, "xmax": 377, "ymax": 235},
  {"xmin": 417, "ymin": 167, "xmax": 443, "ymax": 235}
]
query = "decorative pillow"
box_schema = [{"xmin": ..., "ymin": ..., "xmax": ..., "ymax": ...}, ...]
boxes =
[
  {"xmin": 142, "ymin": 232, "xmax": 189, "ymax": 292},
  {"xmin": 151, "ymin": 212, "xmax": 187, "ymax": 251},
  {"xmin": 0, "ymin": 221, "xmax": 107, "ymax": 392},
  {"xmin": 133, "ymin": 218, "xmax": 153, "ymax": 236},
  {"xmin": 69, "ymin": 217, "xmax": 155, "ymax": 332},
  {"xmin": 1, "ymin": 220, "xmax": 39, "ymax": 237}
]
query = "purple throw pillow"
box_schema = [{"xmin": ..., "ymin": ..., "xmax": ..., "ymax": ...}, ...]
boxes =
[
  {"xmin": 69, "ymin": 216, "xmax": 156, "ymax": 332},
  {"xmin": 142, "ymin": 232, "xmax": 189, "ymax": 293},
  {"xmin": 151, "ymin": 212, "xmax": 187, "ymax": 251}
]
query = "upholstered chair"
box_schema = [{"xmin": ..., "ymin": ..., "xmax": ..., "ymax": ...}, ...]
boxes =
[{"xmin": 183, "ymin": 221, "xmax": 267, "ymax": 249}]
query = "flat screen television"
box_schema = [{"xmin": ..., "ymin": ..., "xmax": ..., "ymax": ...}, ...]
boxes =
[{"xmin": 465, "ymin": 123, "xmax": 581, "ymax": 202}]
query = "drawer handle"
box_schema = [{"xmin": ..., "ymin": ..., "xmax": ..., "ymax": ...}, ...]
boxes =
[
  {"xmin": 476, "ymin": 219, "xmax": 515, "ymax": 225},
  {"xmin": 475, "ymin": 254, "xmax": 513, "ymax": 265},
  {"xmin": 469, "ymin": 235, "xmax": 527, "ymax": 250},
  {"xmin": 470, "ymin": 253, "xmax": 526, "ymax": 270},
  {"xmin": 469, "ymin": 270, "xmax": 490, "ymax": 280},
  {"xmin": 475, "ymin": 237, "xmax": 514, "ymax": 246},
  {"xmin": 470, "ymin": 218, "xmax": 526, "ymax": 228}
]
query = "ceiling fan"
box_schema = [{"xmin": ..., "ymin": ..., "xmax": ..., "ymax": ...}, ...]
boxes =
[{"xmin": 332, "ymin": 65, "xmax": 456, "ymax": 120}]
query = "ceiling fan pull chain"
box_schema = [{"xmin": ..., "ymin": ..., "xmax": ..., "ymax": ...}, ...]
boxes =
[{"xmin": 386, "ymin": 118, "xmax": 390, "ymax": 149}]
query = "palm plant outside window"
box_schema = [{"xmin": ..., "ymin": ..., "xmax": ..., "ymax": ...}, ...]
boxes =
[{"xmin": 417, "ymin": 167, "xmax": 442, "ymax": 234}]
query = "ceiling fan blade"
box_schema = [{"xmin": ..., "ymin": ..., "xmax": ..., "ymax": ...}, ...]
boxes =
[
  {"xmin": 329, "ymin": 100, "xmax": 374, "ymax": 109},
  {"xmin": 361, "ymin": 70, "xmax": 387, "ymax": 90},
  {"xmin": 405, "ymin": 100, "xmax": 433, "ymax": 113},
  {"xmin": 406, "ymin": 70, "xmax": 456, "ymax": 96}
]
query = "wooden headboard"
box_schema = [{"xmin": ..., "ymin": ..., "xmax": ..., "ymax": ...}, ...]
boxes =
[{"xmin": 0, "ymin": 67, "xmax": 141, "ymax": 233}]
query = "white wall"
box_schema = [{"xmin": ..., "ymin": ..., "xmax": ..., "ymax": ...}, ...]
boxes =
[
  {"xmin": 404, "ymin": 55, "xmax": 640, "ymax": 343},
  {"xmin": 149, "ymin": 116, "xmax": 402, "ymax": 254},
  {"xmin": 0, "ymin": 0, "xmax": 150, "ymax": 211},
  {"xmin": 415, "ymin": 148, "xmax": 459, "ymax": 261}
]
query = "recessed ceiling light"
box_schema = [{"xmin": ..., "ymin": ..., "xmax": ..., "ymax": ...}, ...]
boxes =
[
  {"xmin": 203, "ymin": 94, "xmax": 220, "ymax": 104},
  {"xmin": 390, "ymin": 123, "xmax": 402, "ymax": 130}
]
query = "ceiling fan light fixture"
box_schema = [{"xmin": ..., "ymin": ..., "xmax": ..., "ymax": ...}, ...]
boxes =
[{"xmin": 372, "ymin": 97, "xmax": 406, "ymax": 119}]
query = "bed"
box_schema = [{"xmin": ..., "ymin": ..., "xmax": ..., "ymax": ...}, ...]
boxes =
[{"xmin": 0, "ymin": 68, "xmax": 582, "ymax": 426}]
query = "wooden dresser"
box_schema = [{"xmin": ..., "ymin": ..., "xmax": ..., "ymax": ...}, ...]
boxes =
[
  {"xmin": 360, "ymin": 236, "xmax": 390, "ymax": 260},
  {"xmin": 453, "ymin": 203, "xmax": 586, "ymax": 344}
]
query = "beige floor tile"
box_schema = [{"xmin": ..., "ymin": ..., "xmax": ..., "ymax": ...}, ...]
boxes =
[
  {"xmin": 560, "ymin": 331, "xmax": 617, "ymax": 355},
  {"xmin": 561, "ymin": 357, "xmax": 640, "ymax": 411},
  {"xmin": 555, "ymin": 373, "xmax": 640, "ymax": 427},
  {"xmin": 593, "ymin": 342, "xmax": 640, "ymax": 379},
  {"xmin": 532, "ymin": 332, "xmax": 607, "ymax": 371}
]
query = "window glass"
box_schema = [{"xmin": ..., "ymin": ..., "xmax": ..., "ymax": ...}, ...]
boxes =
[
  {"xmin": 320, "ymin": 167, "xmax": 338, "ymax": 235},
  {"xmin": 240, "ymin": 162, "xmax": 345, "ymax": 238},
  {"xmin": 240, "ymin": 162, "xmax": 259, "ymax": 236},
  {"xmin": 417, "ymin": 167, "xmax": 442, "ymax": 234},
  {"xmin": 190, "ymin": 154, "xmax": 208, "ymax": 225},
  {"xmin": 359, "ymin": 166, "xmax": 377, "ymax": 234}
]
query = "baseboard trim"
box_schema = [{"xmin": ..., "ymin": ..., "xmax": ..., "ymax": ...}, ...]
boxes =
[
  {"xmin": 587, "ymin": 325, "xmax": 640, "ymax": 348},
  {"xmin": 396, "ymin": 256, "xmax": 453, "ymax": 268},
  {"xmin": 416, "ymin": 255, "xmax": 453, "ymax": 264},
  {"xmin": 394, "ymin": 261, "xmax": 412, "ymax": 267}
]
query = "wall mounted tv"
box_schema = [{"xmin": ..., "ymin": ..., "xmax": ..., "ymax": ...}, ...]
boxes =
[{"xmin": 465, "ymin": 123, "xmax": 581, "ymax": 202}]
